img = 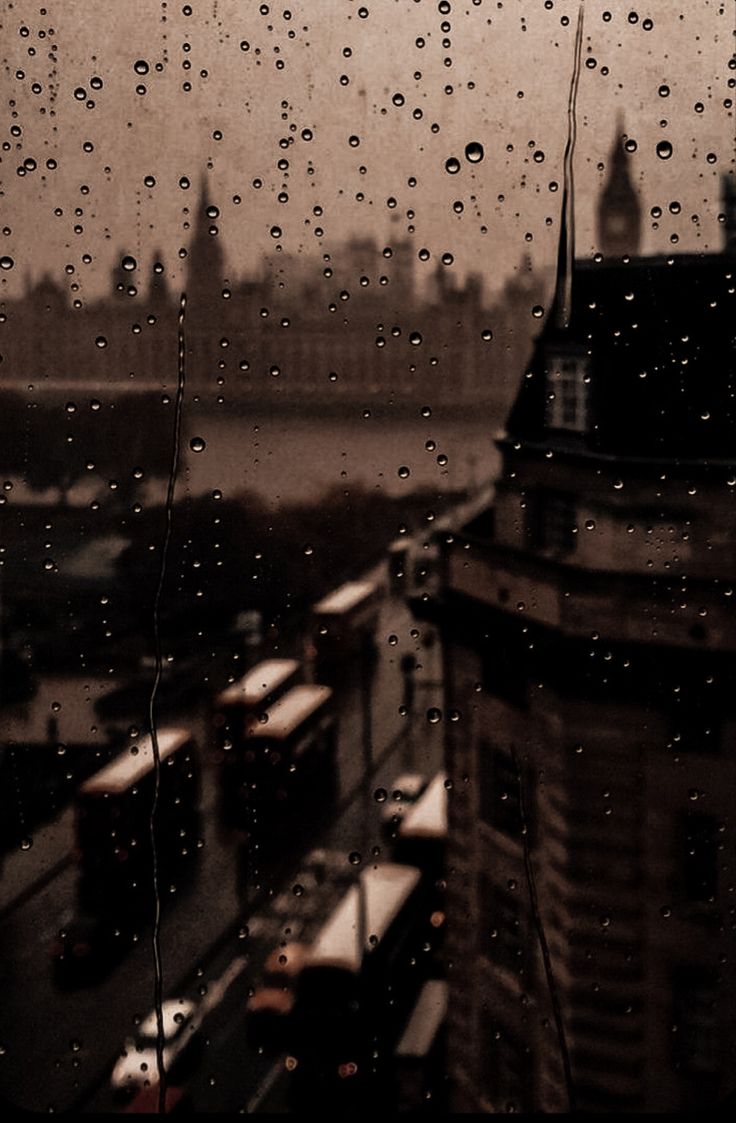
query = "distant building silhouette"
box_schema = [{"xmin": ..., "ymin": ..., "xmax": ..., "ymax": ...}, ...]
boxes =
[
  {"xmin": 597, "ymin": 117, "xmax": 642, "ymax": 258},
  {"xmin": 0, "ymin": 178, "xmax": 543, "ymax": 424},
  {"xmin": 428, "ymin": 156, "xmax": 736, "ymax": 1110}
]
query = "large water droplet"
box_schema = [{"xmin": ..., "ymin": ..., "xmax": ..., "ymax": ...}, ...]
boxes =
[
  {"xmin": 465, "ymin": 141, "xmax": 484, "ymax": 163},
  {"xmin": 444, "ymin": 156, "xmax": 461, "ymax": 174},
  {"xmin": 656, "ymin": 140, "xmax": 673, "ymax": 160},
  {"xmin": 121, "ymin": 254, "xmax": 137, "ymax": 272},
  {"xmin": 190, "ymin": 436, "xmax": 206, "ymax": 453}
]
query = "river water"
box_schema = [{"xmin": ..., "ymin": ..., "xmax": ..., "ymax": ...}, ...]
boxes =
[{"xmin": 176, "ymin": 410, "xmax": 502, "ymax": 507}]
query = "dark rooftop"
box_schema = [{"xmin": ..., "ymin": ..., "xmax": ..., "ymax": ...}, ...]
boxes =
[{"xmin": 506, "ymin": 251, "xmax": 736, "ymax": 460}]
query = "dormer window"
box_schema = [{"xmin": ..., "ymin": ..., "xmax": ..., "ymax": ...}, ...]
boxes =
[{"xmin": 545, "ymin": 351, "xmax": 589, "ymax": 433}]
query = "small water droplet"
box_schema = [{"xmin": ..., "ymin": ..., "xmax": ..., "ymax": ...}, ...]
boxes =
[
  {"xmin": 444, "ymin": 156, "xmax": 461, "ymax": 174},
  {"xmin": 348, "ymin": 851, "xmax": 362, "ymax": 866},
  {"xmin": 464, "ymin": 141, "xmax": 484, "ymax": 163},
  {"xmin": 20, "ymin": 837, "xmax": 33, "ymax": 851},
  {"xmin": 95, "ymin": 335, "xmax": 107, "ymax": 348},
  {"xmin": 190, "ymin": 436, "xmax": 206, "ymax": 453},
  {"xmin": 426, "ymin": 707, "xmax": 442, "ymax": 724},
  {"xmin": 656, "ymin": 140, "xmax": 673, "ymax": 160},
  {"xmin": 121, "ymin": 254, "xmax": 137, "ymax": 271}
]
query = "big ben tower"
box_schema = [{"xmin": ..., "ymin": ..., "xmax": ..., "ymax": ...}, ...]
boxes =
[{"xmin": 597, "ymin": 117, "xmax": 642, "ymax": 258}]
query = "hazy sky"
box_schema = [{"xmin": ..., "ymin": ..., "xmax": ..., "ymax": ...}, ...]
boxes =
[{"xmin": 0, "ymin": 0, "xmax": 733, "ymax": 302}]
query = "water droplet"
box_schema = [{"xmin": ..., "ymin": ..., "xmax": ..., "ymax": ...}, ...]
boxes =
[
  {"xmin": 190, "ymin": 436, "xmax": 206, "ymax": 453},
  {"xmin": 532, "ymin": 305, "xmax": 544, "ymax": 318},
  {"xmin": 397, "ymin": 465, "xmax": 411, "ymax": 479},
  {"xmin": 121, "ymin": 254, "xmax": 136, "ymax": 272},
  {"xmin": 270, "ymin": 225, "xmax": 282, "ymax": 239},
  {"xmin": 348, "ymin": 851, "xmax": 362, "ymax": 866},
  {"xmin": 464, "ymin": 141, "xmax": 484, "ymax": 163},
  {"xmin": 444, "ymin": 156, "xmax": 461, "ymax": 174},
  {"xmin": 0, "ymin": 256, "xmax": 14, "ymax": 270},
  {"xmin": 426, "ymin": 707, "xmax": 442, "ymax": 724},
  {"xmin": 374, "ymin": 788, "xmax": 388, "ymax": 803},
  {"xmin": 409, "ymin": 331, "xmax": 422, "ymax": 346},
  {"xmin": 95, "ymin": 335, "xmax": 107, "ymax": 348},
  {"xmin": 20, "ymin": 837, "xmax": 33, "ymax": 851},
  {"xmin": 134, "ymin": 60, "xmax": 149, "ymax": 76},
  {"xmin": 656, "ymin": 140, "xmax": 673, "ymax": 160}
]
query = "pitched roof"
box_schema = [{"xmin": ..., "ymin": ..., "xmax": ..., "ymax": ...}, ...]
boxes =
[{"xmin": 506, "ymin": 251, "xmax": 736, "ymax": 459}]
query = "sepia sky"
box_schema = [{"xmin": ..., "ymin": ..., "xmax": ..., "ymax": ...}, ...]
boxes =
[{"xmin": 0, "ymin": 0, "xmax": 733, "ymax": 302}]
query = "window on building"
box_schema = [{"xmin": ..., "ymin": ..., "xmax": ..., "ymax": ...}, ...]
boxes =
[
  {"xmin": 669, "ymin": 695, "xmax": 721, "ymax": 755},
  {"xmin": 478, "ymin": 742, "xmax": 523, "ymax": 838},
  {"xmin": 479, "ymin": 1005, "xmax": 534, "ymax": 1111},
  {"xmin": 672, "ymin": 967, "xmax": 719, "ymax": 1075},
  {"xmin": 478, "ymin": 877, "xmax": 527, "ymax": 975},
  {"xmin": 545, "ymin": 353, "xmax": 589, "ymax": 432},
  {"xmin": 527, "ymin": 491, "xmax": 577, "ymax": 554},
  {"xmin": 678, "ymin": 811, "xmax": 718, "ymax": 902}
]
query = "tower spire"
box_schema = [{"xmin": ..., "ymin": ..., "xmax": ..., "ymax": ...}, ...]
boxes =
[
  {"xmin": 597, "ymin": 114, "xmax": 642, "ymax": 258},
  {"xmin": 186, "ymin": 170, "xmax": 225, "ymax": 305}
]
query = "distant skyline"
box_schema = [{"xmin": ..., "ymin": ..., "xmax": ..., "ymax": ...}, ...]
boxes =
[{"xmin": 0, "ymin": 0, "xmax": 733, "ymax": 303}]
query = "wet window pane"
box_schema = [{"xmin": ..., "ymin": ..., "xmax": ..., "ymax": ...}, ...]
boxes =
[{"xmin": 1, "ymin": 0, "xmax": 734, "ymax": 1115}]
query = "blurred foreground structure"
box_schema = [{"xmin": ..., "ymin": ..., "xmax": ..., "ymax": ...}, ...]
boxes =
[{"xmin": 426, "ymin": 158, "xmax": 736, "ymax": 1110}]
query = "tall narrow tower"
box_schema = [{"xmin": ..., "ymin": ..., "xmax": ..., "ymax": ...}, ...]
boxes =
[
  {"xmin": 185, "ymin": 174, "xmax": 226, "ymax": 383},
  {"xmin": 597, "ymin": 117, "xmax": 642, "ymax": 258},
  {"xmin": 186, "ymin": 173, "xmax": 225, "ymax": 312}
]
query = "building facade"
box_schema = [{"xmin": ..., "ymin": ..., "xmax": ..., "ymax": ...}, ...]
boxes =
[{"xmin": 432, "ymin": 174, "xmax": 736, "ymax": 1111}]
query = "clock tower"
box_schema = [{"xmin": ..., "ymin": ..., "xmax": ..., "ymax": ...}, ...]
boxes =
[{"xmin": 597, "ymin": 117, "xmax": 642, "ymax": 258}]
